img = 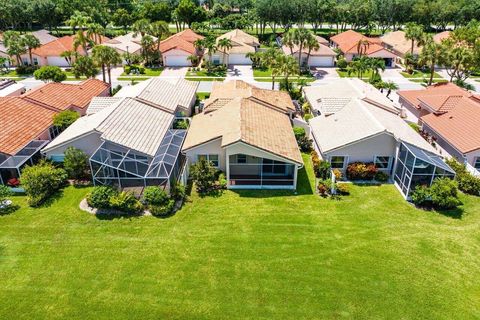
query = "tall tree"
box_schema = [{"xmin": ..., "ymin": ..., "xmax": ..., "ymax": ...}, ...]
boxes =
[
  {"xmin": 149, "ymin": 21, "xmax": 170, "ymax": 59},
  {"xmin": 418, "ymin": 36, "xmax": 442, "ymax": 85},
  {"xmin": 217, "ymin": 38, "xmax": 233, "ymax": 66},
  {"xmin": 404, "ymin": 22, "xmax": 424, "ymax": 55},
  {"xmin": 72, "ymin": 56, "xmax": 99, "ymax": 79},
  {"xmin": 23, "ymin": 34, "xmax": 41, "ymax": 65},
  {"xmin": 92, "ymin": 45, "xmax": 121, "ymax": 88},
  {"xmin": 3, "ymin": 31, "xmax": 26, "ymax": 66}
]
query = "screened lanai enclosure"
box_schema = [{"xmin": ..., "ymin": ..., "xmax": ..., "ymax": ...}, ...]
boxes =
[
  {"xmin": 0, "ymin": 140, "xmax": 49, "ymax": 185},
  {"xmin": 89, "ymin": 130, "xmax": 186, "ymax": 191},
  {"xmin": 394, "ymin": 142, "xmax": 455, "ymax": 199},
  {"xmin": 228, "ymin": 154, "xmax": 297, "ymax": 189}
]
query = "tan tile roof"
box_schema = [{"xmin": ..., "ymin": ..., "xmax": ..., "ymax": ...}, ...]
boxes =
[
  {"xmin": 398, "ymin": 82, "xmax": 474, "ymax": 111},
  {"xmin": 433, "ymin": 31, "xmax": 451, "ymax": 43},
  {"xmin": 421, "ymin": 97, "xmax": 480, "ymax": 153},
  {"xmin": 204, "ymin": 80, "xmax": 295, "ymax": 114},
  {"xmin": 381, "ymin": 30, "xmax": 421, "ymax": 56},
  {"xmin": 160, "ymin": 29, "xmax": 203, "ymax": 55},
  {"xmin": 24, "ymin": 79, "xmax": 109, "ymax": 111},
  {"xmin": 216, "ymin": 29, "xmax": 259, "ymax": 54},
  {"xmin": 183, "ymin": 98, "xmax": 302, "ymax": 164},
  {"xmin": 0, "ymin": 97, "xmax": 56, "ymax": 155}
]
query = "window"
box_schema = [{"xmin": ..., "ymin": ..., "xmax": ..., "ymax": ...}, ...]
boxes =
[
  {"xmin": 237, "ymin": 154, "xmax": 247, "ymax": 164},
  {"xmin": 374, "ymin": 156, "xmax": 391, "ymax": 169},
  {"xmin": 330, "ymin": 156, "xmax": 346, "ymax": 169},
  {"xmin": 474, "ymin": 158, "xmax": 480, "ymax": 169},
  {"xmin": 197, "ymin": 154, "xmax": 219, "ymax": 167},
  {"xmin": 262, "ymin": 159, "xmax": 286, "ymax": 175},
  {"xmin": 213, "ymin": 56, "xmax": 220, "ymax": 65},
  {"xmin": 33, "ymin": 58, "xmax": 38, "ymax": 65}
]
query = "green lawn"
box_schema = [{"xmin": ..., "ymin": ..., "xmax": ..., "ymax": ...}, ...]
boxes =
[
  {"xmin": 196, "ymin": 92, "xmax": 210, "ymax": 101},
  {"xmin": 1, "ymin": 155, "xmax": 480, "ymax": 319},
  {"xmin": 253, "ymin": 68, "xmax": 315, "ymax": 82},
  {"xmin": 337, "ymin": 68, "xmax": 375, "ymax": 79},
  {"xmin": 400, "ymin": 70, "xmax": 443, "ymax": 79},
  {"xmin": 120, "ymin": 67, "xmax": 163, "ymax": 77},
  {"xmin": 117, "ymin": 76, "xmax": 151, "ymax": 82},
  {"xmin": 253, "ymin": 68, "xmax": 272, "ymax": 77}
]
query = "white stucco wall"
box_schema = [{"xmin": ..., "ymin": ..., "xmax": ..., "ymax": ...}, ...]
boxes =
[
  {"xmin": 44, "ymin": 132, "xmax": 103, "ymax": 158},
  {"xmin": 184, "ymin": 138, "xmax": 226, "ymax": 171}
]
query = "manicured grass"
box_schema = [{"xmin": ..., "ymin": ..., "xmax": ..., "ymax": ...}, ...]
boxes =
[
  {"xmin": 195, "ymin": 92, "xmax": 210, "ymax": 101},
  {"xmin": 186, "ymin": 69, "xmax": 226, "ymax": 77},
  {"xmin": 117, "ymin": 76, "xmax": 151, "ymax": 81},
  {"xmin": 253, "ymin": 68, "xmax": 272, "ymax": 77},
  {"xmin": 254, "ymin": 77, "xmax": 316, "ymax": 83},
  {"xmin": 0, "ymin": 70, "xmax": 31, "ymax": 80},
  {"xmin": 253, "ymin": 68, "xmax": 315, "ymax": 82},
  {"xmin": 410, "ymin": 79, "xmax": 448, "ymax": 84},
  {"xmin": 120, "ymin": 67, "xmax": 163, "ymax": 77},
  {"xmin": 1, "ymin": 155, "xmax": 480, "ymax": 319},
  {"xmin": 185, "ymin": 77, "xmax": 225, "ymax": 81},
  {"xmin": 337, "ymin": 68, "xmax": 374, "ymax": 79},
  {"xmin": 400, "ymin": 70, "xmax": 443, "ymax": 79}
]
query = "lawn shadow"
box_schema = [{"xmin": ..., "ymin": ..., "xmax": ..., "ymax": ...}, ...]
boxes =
[
  {"xmin": 435, "ymin": 206, "xmax": 464, "ymax": 220},
  {"xmin": 94, "ymin": 210, "xmax": 144, "ymax": 221},
  {"xmin": 35, "ymin": 189, "xmax": 65, "ymax": 208},
  {"xmin": 0, "ymin": 204, "xmax": 20, "ymax": 215}
]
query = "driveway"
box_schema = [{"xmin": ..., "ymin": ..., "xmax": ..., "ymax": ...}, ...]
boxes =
[
  {"xmin": 227, "ymin": 65, "xmax": 254, "ymax": 80},
  {"xmin": 160, "ymin": 67, "xmax": 188, "ymax": 78},
  {"xmin": 380, "ymin": 68, "xmax": 424, "ymax": 91}
]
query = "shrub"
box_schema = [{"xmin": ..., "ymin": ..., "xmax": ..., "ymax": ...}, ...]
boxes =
[
  {"xmin": 34, "ymin": 66, "xmax": 67, "ymax": 82},
  {"xmin": 333, "ymin": 169, "xmax": 343, "ymax": 180},
  {"xmin": 0, "ymin": 185, "xmax": 12, "ymax": 203},
  {"xmin": 109, "ymin": 191, "xmax": 143, "ymax": 213},
  {"xmin": 171, "ymin": 183, "xmax": 186, "ymax": 201},
  {"xmin": 336, "ymin": 57, "xmax": 348, "ymax": 69},
  {"xmin": 312, "ymin": 151, "xmax": 331, "ymax": 179},
  {"xmin": 375, "ymin": 171, "xmax": 389, "ymax": 183},
  {"xmin": 21, "ymin": 161, "xmax": 67, "ymax": 207},
  {"xmin": 430, "ymin": 178, "xmax": 461, "ymax": 210},
  {"xmin": 218, "ymin": 172, "xmax": 227, "ymax": 189},
  {"xmin": 302, "ymin": 102, "xmax": 311, "ymax": 115},
  {"xmin": 336, "ymin": 183, "xmax": 350, "ymax": 195},
  {"xmin": 346, "ymin": 162, "xmax": 378, "ymax": 180},
  {"xmin": 142, "ymin": 186, "xmax": 168, "ymax": 206},
  {"xmin": 173, "ymin": 119, "xmax": 189, "ymax": 129},
  {"xmin": 411, "ymin": 185, "xmax": 431, "ymax": 207},
  {"xmin": 317, "ymin": 179, "xmax": 332, "ymax": 197},
  {"xmin": 297, "ymin": 136, "xmax": 313, "ymax": 152},
  {"xmin": 86, "ymin": 186, "xmax": 118, "ymax": 209},
  {"xmin": 150, "ymin": 199, "xmax": 175, "ymax": 217},
  {"xmin": 63, "ymin": 147, "xmax": 89, "ymax": 180},
  {"xmin": 53, "ymin": 110, "xmax": 80, "ymax": 131},
  {"xmin": 304, "ymin": 114, "xmax": 313, "ymax": 121},
  {"xmin": 112, "ymin": 84, "xmax": 122, "ymax": 95},
  {"xmin": 190, "ymin": 159, "xmax": 217, "ymax": 194},
  {"xmin": 293, "ymin": 127, "xmax": 306, "ymax": 140},
  {"xmin": 445, "ymin": 158, "xmax": 480, "ymax": 196},
  {"xmin": 124, "ymin": 65, "xmax": 131, "ymax": 74},
  {"xmin": 16, "ymin": 65, "xmax": 38, "ymax": 75},
  {"xmin": 409, "ymin": 122, "xmax": 420, "ymax": 133}
]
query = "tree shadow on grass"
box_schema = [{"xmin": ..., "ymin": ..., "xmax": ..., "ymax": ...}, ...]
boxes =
[
  {"xmin": 0, "ymin": 204, "xmax": 20, "ymax": 216},
  {"xmin": 94, "ymin": 210, "xmax": 144, "ymax": 221},
  {"xmin": 34, "ymin": 189, "xmax": 65, "ymax": 208},
  {"xmin": 435, "ymin": 206, "xmax": 464, "ymax": 220}
]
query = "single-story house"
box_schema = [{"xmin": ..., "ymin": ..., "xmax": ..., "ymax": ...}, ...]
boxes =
[
  {"xmin": 306, "ymin": 79, "xmax": 454, "ymax": 199},
  {"xmin": 103, "ymin": 33, "xmax": 144, "ymax": 56},
  {"xmin": 381, "ymin": 30, "xmax": 422, "ymax": 64},
  {"xmin": 210, "ymin": 29, "xmax": 260, "ymax": 65},
  {"xmin": 0, "ymin": 79, "xmax": 109, "ymax": 184},
  {"xmin": 397, "ymin": 82, "xmax": 475, "ymax": 119},
  {"xmin": 433, "ymin": 31, "xmax": 451, "ymax": 44},
  {"xmin": 282, "ymin": 35, "xmax": 336, "ymax": 67},
  {"xmin": 0, "ymin": 80, "xmax": 25, "ymax": 97},
  {"xmin": 398, "ymin": 83, "xmax": 480, "ymax": 172},
  {"xmin": 182, "ymin": 80, "xmax": 303, "ymax": 190},
  {"xmin": 330, "ymin": 30, "xmax": 397, "ymax": 66},
  {"xmin": 25, "ymin": 34, "xmax": 109, "ymax": 67},
  {"xmin": 0, "ymin": 36, "xmax": 11, "ymax": 67},
  {"xmin": 31, "ymin": 29, "xmax": 58, "ymax": 45},
  {"xmin": 160, "ymin": 29, "xmax": 204, "ymax": 67},
  {"xmin": 43, "ymin": 79, "xmax": 199, "ymax": 191}
]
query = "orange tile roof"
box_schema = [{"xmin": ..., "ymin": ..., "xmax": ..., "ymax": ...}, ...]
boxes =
[
  {"xmin": 160, "ymin": 29, "xmax": 203, "ymax": 54},
  {"xmin": 0, "ymin": 97, "xmax": 57, "ymax": 155},
  {"xmin": 397, "ymin": 82, "xmax": 474, "ymax": 111},
  {"xmin": 32, "ymin": 34, "xmax": 110, "ymax": 57},
  {"xmin": 330, "ymin": 30, "xmax": 384, "ymax": 54},
  {"xmin": 23, "ymin": 79, "xmax": 109, "ymax": 111},
  {"xmin": 421, "ymin": 97, "xmax": 480, "ymax": 153}
]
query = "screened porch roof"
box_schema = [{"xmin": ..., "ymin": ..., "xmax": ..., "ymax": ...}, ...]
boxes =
[
  {"xmin": 401, "ymin": 141, "xmax": 454, "ymax": 173},
  {"xmin": 0, "ymin": 140, "xmax": 49, "ymax": 169}
]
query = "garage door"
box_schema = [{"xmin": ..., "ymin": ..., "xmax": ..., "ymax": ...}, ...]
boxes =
[
  {"xmin": 165, "ymin": 55, "xmax": 191, "ymax": 67},
  {"xmin": 228, "ymin": 54, "xmax": 252, "ymax": 65},
  {"xmin": 308, "ymin": 56, "xmax": 335, "ymax": 67},
  {"xmin": 47, "ymin": 56, "xmax": 70, "ymax": 67}
]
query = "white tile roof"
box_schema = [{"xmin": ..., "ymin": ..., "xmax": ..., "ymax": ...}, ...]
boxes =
[
  {"xmin": 86, "ymin": 97, "xmax": 124, "ymax": 115},
  {"xmin": 96, "ymin": 98, "xmax": 174, "ymax": 156},
  {"xmin": 103, "ymin": 32, "xmax": 156, "ymax": 54},
  {"xmin": 137, "ymin": 78, "xmax": 199, "ymax": 113}
]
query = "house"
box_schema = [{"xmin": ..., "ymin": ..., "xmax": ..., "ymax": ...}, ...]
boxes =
[
  {"xmin": 26, "ymin": 34, "xmax": 109, "ymax": 67},
  {"xmin": 31, "ymin": 29, "xmax": 58, "ymax": 45},
  {"xmin": 0, "ymin": 80, "xmax": 25, "ymax": 97},
  {"xmin": 103, "ymin": 33, "xmax": 144, "ymax": 56},
  {"xmin": 381, "ymin": 30, "xmax": 422, "ymax": 64},
  {"xmin": 305, "ymin": 79, "xmax": 455, "ymax": 199},
  {"xmin": 182, "ymin": 80, "xmax": 303, "ymax": 190},
  {"xmin": 0, "ymin": 79, "xmax": 110, "ymax": 185},
  {"xmin": 397, "ymin": 82, "xmax": 476, "ymax": 119},
  {"xmin": 160, "ymin": 29, "xmax": 204, "ymax": 67},
  {"xmin": 397, "ymin": 82, "xmax": 480, "ymax": 172},
  {"xmin": 210, "ymin": 29, "xmax": 260, "ymax": 65},
  {"xmin": 0, "ymin": 36, "xmax": 11, "ymax": 67},
  {"xmin": 282, "ymin": 35, "xmax": 336, "ymax": 67},
  {"xmin": 330, "ymin": 30, "xmax": 397, "ymax": 66},
  {"xmin": 433, "ymin": 31, "xmax": 451, "ymax": 44},
  {"xmin": 43, "ymin": 79, "xmax": 200, "ymax": 191}
]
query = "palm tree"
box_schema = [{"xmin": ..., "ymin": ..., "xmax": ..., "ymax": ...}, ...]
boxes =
[
  {"xmin": 283, "ymin": 29, "xmax": 296, "ymax": 55},
  {"xmin": 187, "ymin": 55, "xmax": 199, "ymax": 66},
  {"xmin": 368, "ymin": 58, "xmax": 386, "ymax": 81},
  {"xmin": 73, "ymin": 31, "xmax": 94, "ymax": 56},
  {"xmin": 149, "ymin": 21, "xmax": 170, "ymax": 60},
  {"xmin": 348, "ymin": 56, "xmax": 370, "ymax": 79},
  {"xmin": 273, "ymin": 55, "xmax": 299, "ymax": 92},
  {"xmin": 355, "ymin": 39, "xmax": 370, "ymax": 57},
  {"xmin": 217, "ymin": 38, "xmax": 232, "ymax": 66},
  {"xmin": 66, "ymin": 11, "xmax": 92, "ymax": 34},
  {"xmin": 92, "ymin": 45, "xmax": 121, "ymax": 88},
  {"xmin": 60, "ymin": 50, "xmax": 78, "ymax": 67},
  {"xmin": 204, "ymin": 37, "xmax": 218, "ymax": 64},
  {"xmin": 404, "ymin": 22, "xmax": 424, "ymax": 55},
  {"xmin": 304, "ymin": 35, "xmax": 320, "ymax": 68},
  {"xmin": 260, "ymin": 48, "xmax": 281, "ymax": 89},
  {"xmin": 418, "ymin": 36, "xmax": 442, "ymax": 85},
  {"xmin": 140, "ymin": 35, "xmax": 155, "ymax": 66},
  {"xmin": 23, "ymin": 34, "xmax": 41, "ymax": 65},
  {"xmin": 246, "ymin": 52, "xmax": 262, "ymax": 68},
  {"xmin": 86, "ymin": 23, "xmax": 105, "ymax": 45},
  {"xmin": 384, "ymin": 81, "xmax": 399, "ymax": 98},
  {"xmin": 132, "ymin": 19, "xmax": 151, "ymax": 38},
  {"xmin": 3, "ymin": 31, "xmax": 25, "ymax": 66},
  {"xmin": 292, "ymin": 28, "xmax": 311, "ymax": 69}
]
